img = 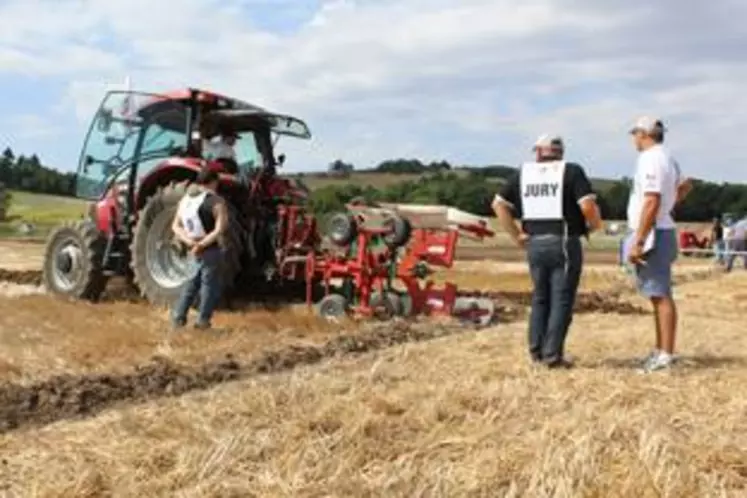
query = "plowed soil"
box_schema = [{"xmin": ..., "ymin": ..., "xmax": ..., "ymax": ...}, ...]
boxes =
[
  {"xmin": 0, "ymin": 321, "xmax": 453, "ymax": 433},
  {"xmin": 0, "ymin": 288, "xmax": 648, "ymax": 434},
  {"xmin": 0, "ymin": 239, "xmax": 718, "ymax": 439},
  {"xmin": 0, "ymin": 268, "xmax": 41, "ymax": 286}
]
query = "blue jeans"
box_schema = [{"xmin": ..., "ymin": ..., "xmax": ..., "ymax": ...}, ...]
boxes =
[
  {"xmin": 714, "ymin": 240, "xmax": 725, "ymax": 264},
  {"xmin": 172, "ymin": 246, "xmax": 223, "ymax": 326},
  {"xmin": 526, "ymin": 235, "xmax": 583, "ymax": 363}
]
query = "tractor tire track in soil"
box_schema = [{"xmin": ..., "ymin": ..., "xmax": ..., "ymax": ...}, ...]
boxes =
[
  {"xmin": 0, "ymin": 290, "xmax": 649, "ymax": 435},
  {"xmin": 0, "ymin": 266, "xmax": 649, "ymax": 315},
  {"xmin": 0, "ymin": 269, "xmax": 41, "ymax": 286}
]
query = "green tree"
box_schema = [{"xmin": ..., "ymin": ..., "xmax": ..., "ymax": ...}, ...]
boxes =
[
  {"xmin": 0, "ymin": 182, "xmax": 10, "ymax": 221},
  {"xmin": 328, "ymin": 159, "xmax": 354, "ymax": 177}
]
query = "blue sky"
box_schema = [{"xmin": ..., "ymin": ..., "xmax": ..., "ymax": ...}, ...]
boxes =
[{"xmin": 1, "ymin": 0, "xmax": 746, "ymax": 182}]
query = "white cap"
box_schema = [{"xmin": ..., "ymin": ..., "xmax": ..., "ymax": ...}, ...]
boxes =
[
  {"xmin": 532, "ymin": 134, "xmax": 564, "ymax": 151},
  {"xmin": 630, "ymin": 116, "xmax": 666, "ymax": 134}
]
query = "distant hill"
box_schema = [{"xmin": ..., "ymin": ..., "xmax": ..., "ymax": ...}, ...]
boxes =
[{"xmin": 287, "ymin": 167, "xmax": 618, "ymax": 194}]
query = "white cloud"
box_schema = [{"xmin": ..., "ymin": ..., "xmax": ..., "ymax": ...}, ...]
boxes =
[
  {"xmin": 0, "ymin": 114, "xmax": 66, "ymax": 140},
  {"xmin": 1, "ymin": 0, "xmax": 746, "ymax": 181}
]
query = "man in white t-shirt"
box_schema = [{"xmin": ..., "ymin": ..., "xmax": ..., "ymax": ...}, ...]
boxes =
[{"xmin": 623, "ymin": 116, "xmax": 691, "ymax": 373}]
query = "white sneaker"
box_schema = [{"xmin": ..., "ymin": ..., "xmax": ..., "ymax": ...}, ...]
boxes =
[
  {"xmin": 639, "ymin": 351, "xmax": 676, "ymax": 374},
  {"xmin": 640, "ymin": 349, "xmax": 660, "ymax": 366}
]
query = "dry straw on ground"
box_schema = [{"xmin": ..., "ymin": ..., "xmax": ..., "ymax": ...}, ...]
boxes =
[{"xmin": 0, "ymin": 261, "xmax": 744, "ymax": 496}]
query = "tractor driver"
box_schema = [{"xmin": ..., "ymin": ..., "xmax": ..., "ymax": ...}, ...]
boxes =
[
  {"xmin": 203, "ymin": 127, "xmax": 240, "ymax": 175},
  {"xmin": 170, "ymin": 168, "xmax": 228, "ymax": 330}
]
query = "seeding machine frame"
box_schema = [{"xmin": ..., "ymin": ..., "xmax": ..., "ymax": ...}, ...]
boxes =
[{"xmin": 306, "ymin": 202, "xmax": 497, "ymax": 325}]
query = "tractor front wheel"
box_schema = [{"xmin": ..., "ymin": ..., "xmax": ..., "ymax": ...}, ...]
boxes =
[{"xmin": 42, "ymin": 220, "xmax": 108, "ymax": 301}]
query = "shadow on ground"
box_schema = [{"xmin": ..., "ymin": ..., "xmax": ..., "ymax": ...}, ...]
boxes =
[{"xmin": 594, "ymin": 354, "xmax": 747, "ymax": 370}]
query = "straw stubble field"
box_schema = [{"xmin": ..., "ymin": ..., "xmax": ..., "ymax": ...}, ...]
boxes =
[{"xmin": 0, "ymin": 239, "xmax": 745, "ymax": 497}]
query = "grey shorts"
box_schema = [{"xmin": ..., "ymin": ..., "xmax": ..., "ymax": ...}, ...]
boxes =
[{"xmin": 623, "ymin": 229, "xmax": 678, "ymax": 298}]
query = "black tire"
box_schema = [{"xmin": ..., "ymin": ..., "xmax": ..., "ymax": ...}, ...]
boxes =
[
  {"xmin": 370, "ymin": 291, "xmax": 402, "ymax": 320},
  {"xmin": 317, "ymin": 293, "xmax": 349, "ymax": 319},
  {"xmin": 382, "ymin": 214, "xmax": 412, "ymax": 248},
  {"xmin": 42, "ymin": 220, "xmax": 108, "ymax": 301},
  {"xmin": 130, "ymin": 181, "xmax": 243, "ymax": 306},
  {"xmin": 326, "ymin": 212, "xmax": 358, "ymax": 246}
]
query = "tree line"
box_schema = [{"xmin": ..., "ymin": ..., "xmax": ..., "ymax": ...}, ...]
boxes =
[
  {"xmin": 0, "ymin": 148, "xmax": 76, "ymax": 197},
  {"xmin": 313, "ymin": 158, "xmax": 747, "ymax": 222},
  {"xmin": 1, "ymin": 148, "xmax": 746, "ymax": 222}
]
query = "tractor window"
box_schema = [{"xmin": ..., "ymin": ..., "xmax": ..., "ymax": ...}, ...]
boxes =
[
  {"xmin": 233, "ymin": 131, "xmax": 262, "ymax": 174},
  {"xmin": 75, "ymin": 91, "xmax": 189, "ymax": 200},
  {"xmin": 75, "ymin": 95, "xmax": 141, "ymax": 199},
  {"xmin": 135, "ymin": 122, "xmax": 189, "ymax": 182}
]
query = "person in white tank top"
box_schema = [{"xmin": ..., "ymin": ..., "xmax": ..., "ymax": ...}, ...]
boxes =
[{"xmin": 170, "ymin": 169, "xmax": 228, "ymax": 330}]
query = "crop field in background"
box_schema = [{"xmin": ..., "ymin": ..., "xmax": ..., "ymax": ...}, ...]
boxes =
[
  {"xmin": 0, "ymin": 187, "xmax": 709, "ymax": 255},
  {"xmin": 288, "ymin": 169, "xmax": 506, "ymax": 190},
  {"xmin": 0, "ymin": 190, "xmax": 87, "ymax": 239},
  {"xmin": 0, "ymin": 227, "xmax": 745, "ymax": 496}
]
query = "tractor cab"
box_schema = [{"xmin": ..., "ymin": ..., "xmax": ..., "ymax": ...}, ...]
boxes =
[{"xmin": 76, "ymin": 88, "xmax": 311, "ymax": 214}]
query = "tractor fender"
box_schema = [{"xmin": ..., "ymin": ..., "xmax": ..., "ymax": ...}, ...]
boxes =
[{"xmin": 135, "ymin": 159, "xmax": 241, "ymax": 212}]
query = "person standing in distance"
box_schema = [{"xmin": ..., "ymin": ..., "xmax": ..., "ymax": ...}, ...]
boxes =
[
  {"xmin": 492, "ymin": 135, "xmax": 603, "ymax": 368},
  {"xmin": 710, "ymin": 217, "xmax": 724, "ymax": 265},
  {"xmin": 724, "ymin": 216, "xmax": 747, "ymax": 272},
  {"xmin": 170, "ymin": 168, "xmax": 229, "ymax": 330},
  {"xmin": 625, "ymin": 117, "xmax": 692, "ymax": 373}
]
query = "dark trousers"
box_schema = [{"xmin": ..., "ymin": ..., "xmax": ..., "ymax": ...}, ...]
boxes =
[
  {"xmin": 526, "ymin": 235, "xmax": 583, "ymax": 363},
  {"xmin": 172, "ymin": 246, "xmax": 224, "ymax": 326}
]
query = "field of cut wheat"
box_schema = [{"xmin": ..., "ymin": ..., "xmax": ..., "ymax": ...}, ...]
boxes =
[{"xmin": 0, "ymin": 237, "xmax": 744, "ymax": 497}]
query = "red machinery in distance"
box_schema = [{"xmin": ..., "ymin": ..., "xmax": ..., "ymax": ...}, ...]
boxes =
[
  {"xmin": 305, "ymin": 202, "xmax": 497, "ymax": 325},
  {"xmin": 678, "ymin": 229, "xmax": 710, "ymax": 257}
]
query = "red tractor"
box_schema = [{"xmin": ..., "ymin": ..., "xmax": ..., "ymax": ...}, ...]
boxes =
[{"xmin": 42, "ymin": 88, "xmax": 318, "ymax": 305}]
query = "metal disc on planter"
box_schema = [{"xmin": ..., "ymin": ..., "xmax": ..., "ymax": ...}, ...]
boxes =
[
  {"xmin": 317, "ymin": 293, "xmax": 349, "ymax": 321},
  {"xmin": 452, "ymin": 296, "xmax": 495, "ymax": 327},
  {"xmin": 369, "ymin": 291, "xmax": 401, "ymax": 320}
]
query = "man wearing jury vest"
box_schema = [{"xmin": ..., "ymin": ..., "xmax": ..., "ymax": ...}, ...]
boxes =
[
  {"xmin": 492, "ymin": 135, "xmax": 603, "ymax": 368},
  {"xmin": 170, "ymin": 168, "xmax": 229, "ymax": 330}
]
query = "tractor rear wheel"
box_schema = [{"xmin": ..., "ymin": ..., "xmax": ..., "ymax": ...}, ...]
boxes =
[
  {"xmin": 42, "ymin": 220, "xmax": 108, "ymax": 301},
  {"xmin": 130, "ymin": 182, "xmax": 243, "ymax": 306}
]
